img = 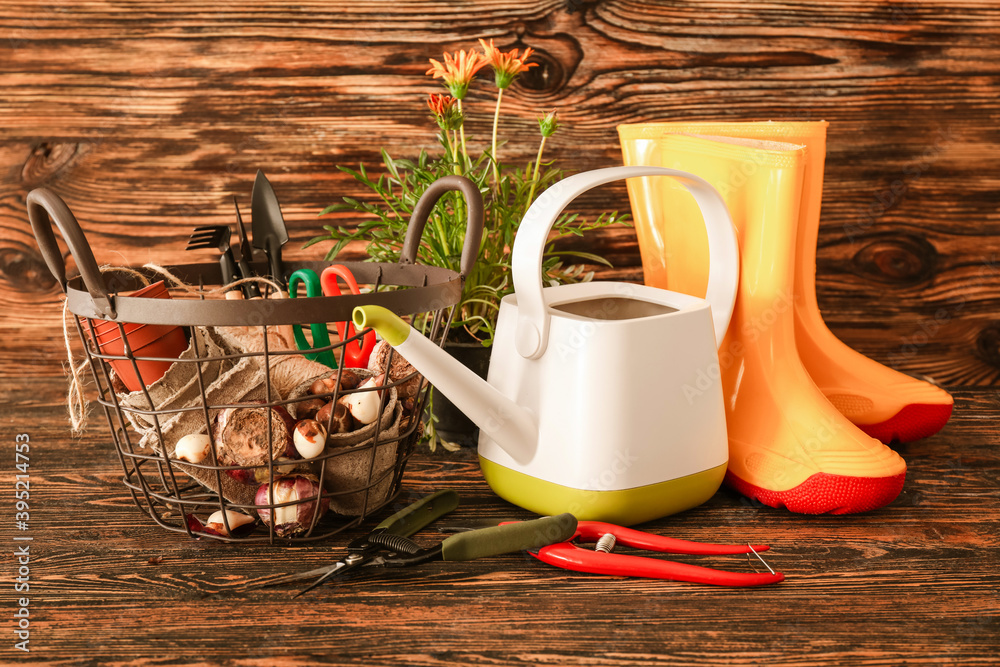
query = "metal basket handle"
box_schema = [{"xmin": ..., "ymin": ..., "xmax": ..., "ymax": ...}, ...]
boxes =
[
  {"xmin": 27, "ymin": 188, "xmax": 116, "ymax": 318},
  {"xmin": 399, "ymin": 175, "xmax": 484, "ymax": 279}
]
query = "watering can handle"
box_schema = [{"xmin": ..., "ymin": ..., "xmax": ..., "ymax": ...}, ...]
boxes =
[
  {"xmin": 26, "ymin": 188, "xmax": 116, "ymax": 318},
  {"xmin": 512, "ymin": 166, "xmax": 739, "ymax": 360}
]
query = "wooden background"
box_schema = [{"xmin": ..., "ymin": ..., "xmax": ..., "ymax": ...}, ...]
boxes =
[{"xmin": 1, "ymin": 1, "xmax": 998, "ymax": 665}]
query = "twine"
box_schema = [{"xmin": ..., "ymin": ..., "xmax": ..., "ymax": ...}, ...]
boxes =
[
  {"xmin": 142, "ymin": 263, "xmax": 286, "ymax": 299},
  {"xmin": 63, "ymin": 265, "xmax": 151, "ymax": 434},
  {"xmin": 62, "ymin": 265, "xmax": 287, "ymax": 433},
  {"xmin": 63, "ymin": 298, "xmax": 90, "ymax": 435}
]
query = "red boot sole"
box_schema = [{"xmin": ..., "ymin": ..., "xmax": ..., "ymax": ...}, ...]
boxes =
[
  {"xmin": 856, "ymin": 403, "xmax": 953, "ymax": 444},
  {"xmin": 725, "ymin": 469, "xmax": 906, "ymax": 515}
]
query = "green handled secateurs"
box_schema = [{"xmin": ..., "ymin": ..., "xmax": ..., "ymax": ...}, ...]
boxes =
[{"xmin": 253, "ymin": 490, "xmax": 577, "ymax": 597}]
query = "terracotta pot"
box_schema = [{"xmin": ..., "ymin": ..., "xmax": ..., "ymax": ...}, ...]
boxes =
[
  {"xmin": 93, "ymin": 322, "xmax": 188, "ymax": 392},
  {"xmin": 88, "ymin": 282, "xmax": 186, "ymax": 392},
  {"xmin": 88, "ymin": 281, "xmax": 170, "ymax": 336}
]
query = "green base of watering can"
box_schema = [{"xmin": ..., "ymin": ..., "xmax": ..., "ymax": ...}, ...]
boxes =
[{"xmin": 480, "ymin": 457, "xmax": 728, "ymax": 526}]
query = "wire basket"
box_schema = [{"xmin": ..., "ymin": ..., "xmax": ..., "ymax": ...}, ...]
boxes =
[{"xmin": 27, "ymin": 177, "xmax": 483, "ymax": 543}]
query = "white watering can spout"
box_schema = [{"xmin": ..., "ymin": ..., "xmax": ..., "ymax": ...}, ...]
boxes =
[{"xmin": 352, "ymin": 306, "xmax": 539, "ymax": 464}]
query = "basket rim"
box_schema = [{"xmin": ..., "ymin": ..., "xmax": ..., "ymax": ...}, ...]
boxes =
[{"xmin": 65, "ymin": 259, "xmax": 463, "ymax": 326}]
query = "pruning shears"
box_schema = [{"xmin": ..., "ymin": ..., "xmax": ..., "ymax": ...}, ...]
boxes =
[
  {"xmin": 251, "ymin": 490, "xmax": 577, "ymax": 597},
  {"xmin": 442, "ymin": 519, "xmax": 785, "ymax": 587}
]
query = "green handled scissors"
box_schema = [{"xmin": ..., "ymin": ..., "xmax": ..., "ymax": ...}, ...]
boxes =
[
  {"xmin": 288, "ymin": 265, "xmax": 377, "ymax": 369},
  {"xmin": 288, "ymin": 268, "xmax": 337, "ymax": 368},
  {"xmin": 251, "ymin": 490, "xmax": 577, "ymax": 597}
]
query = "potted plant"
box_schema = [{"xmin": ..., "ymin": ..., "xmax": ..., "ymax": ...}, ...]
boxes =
[{"xmin": 307, "ymin": 40, "xmax": 629, "ymax": 447}]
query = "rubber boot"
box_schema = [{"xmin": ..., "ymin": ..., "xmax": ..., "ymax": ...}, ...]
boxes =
[
  {"xmin": 619, "ymin": 121, "xmax": 953, "ymax": 444},
  {"xmin": 620, "ymin": 131, "xmax": 906, "ymax": 514}
]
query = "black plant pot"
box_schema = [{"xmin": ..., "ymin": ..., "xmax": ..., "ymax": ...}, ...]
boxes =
[{"xmin": 427, "ymin": 338, "xmax": 492, "ymax": 447}]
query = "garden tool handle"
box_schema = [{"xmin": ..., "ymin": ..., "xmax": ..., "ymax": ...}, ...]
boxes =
[
  {"xmin": 572, "ymin": 521, "xmax": 772, "ymax": 556},
  {"xmin": 320, "ymin": 265, "xmax": 376, "ymax": 367},
  {"xmin": 27, "ymin": 188, "xmax": 116, "ymax": 318},
  {"xmin": 535, "ymin": 542, "xmax": 784, "ymax": 587},
  {"xmin": 375, "ymin": 489, "xmax": 460, "ymax": 537},
  {"xmin": 440, "ymin": 513, "xmax": 577, "ymax": 561},
  {"xmin": 400, "ymin": 175, "xmax": 484, "ymax": 279},
  {"xmin": 510, "ymin": 166, "xmax": 740, "ymax": 359}
]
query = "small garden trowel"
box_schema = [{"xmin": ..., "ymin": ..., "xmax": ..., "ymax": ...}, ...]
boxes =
[{"xmin": 251, "ymin": 169, "xmax": 289, "ymax": 287}]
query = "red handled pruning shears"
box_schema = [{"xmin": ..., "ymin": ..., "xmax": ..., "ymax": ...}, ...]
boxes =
[
  {"xmin": 521, "ymin": 520, "xmax": 784, "ymax": 587},
  {"xmin": 440, "ymin": 519, "xmax": 783, "ymax": 586}
]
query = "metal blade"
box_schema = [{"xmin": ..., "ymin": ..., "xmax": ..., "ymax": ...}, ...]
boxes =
[
  {"xmin": 376, "ymin": 489, "xmax": 459, "ymax": 537},
  {"xmin": 251, "ymin": 169, "xmax": 289, "ymax": 283},
  {"xmin": 247, "ymin": 559, "xmax": 353, "ymax": 589},
  {"xmin": 234, "ymin": 197, "xmax": 254, "ymax": 261},
  {"xmin": 251, "ymin": 170, "xmax": 289, "ymax": 247},
  {"xmin": 232, "ymin": 197, "xmax": 262, "ymax": 298}
]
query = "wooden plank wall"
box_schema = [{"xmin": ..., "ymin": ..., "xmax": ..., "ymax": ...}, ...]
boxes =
[{"xmin": 1, "ymin": 0, "xmax": 998, "ymax": 390}]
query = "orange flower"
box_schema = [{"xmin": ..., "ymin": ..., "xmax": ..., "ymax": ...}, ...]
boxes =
[
  {"xmin": 479, "ymin": 38, "xmax": 537, "ymax": 89},
  {"xmin": 427, "ymin": 93, "xmax": 457, "ymax": 117},
  {"xmin": 427, "ymin": 93, "xmax": 462, "ymax": 130},
  {"xmin": 426, "ymin": 49, "xmax": 489, "ymax": 100}
]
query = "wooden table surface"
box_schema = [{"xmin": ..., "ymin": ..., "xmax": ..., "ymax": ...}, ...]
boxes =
[{"xmin": 2, "ymin": 2, "xmax": 999, "ymax": 665}]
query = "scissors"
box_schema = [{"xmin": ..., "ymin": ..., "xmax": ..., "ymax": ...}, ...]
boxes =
[
  {"xmin": 288, "ymin": 265, "xmax": 377, "ymax": 368},
  {"xmin": 249, "ymin": 490, "xmax": 577, "ymax": 597},
  {"xmin": 320, "ymin": 265, "xmax": 376, "ymax": 368},
  {"xmin": 288, "ymin": 268, "xmax": 337, "ymax": 368},
  {"xmin": 443, "ymin": 519, "xmax": 785, "ymax": 587}
]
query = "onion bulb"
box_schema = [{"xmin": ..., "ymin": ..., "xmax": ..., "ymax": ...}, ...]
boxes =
[{"xmin": 255, "ymin": 475, "xmax": 328, "ymax": 537}]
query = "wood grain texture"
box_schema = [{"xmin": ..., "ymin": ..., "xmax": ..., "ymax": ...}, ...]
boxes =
[
  {"xmin": 2, "ymin": 0, "xmax": 999, "ymax": 386},
  {"xmin": 1, "ymin": 1, "xmax": 998, "ymax": 665},
  {"xmin": 2, "ymin": 378, "xmax": 999, "ymax": 666}
]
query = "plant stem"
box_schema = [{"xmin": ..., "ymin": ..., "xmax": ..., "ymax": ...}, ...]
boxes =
[
  {"xmin": 457, "ymin": 99, "xmax": 470, "ymax": 170},
  {"xmin": 526, "ymin": 134, "xmax": 548, "ymax": 209},
  {"xmin": 441, "ymin": 130, "xmax": 453, "ymax": 162},
  {"xmin": 491, "ymin": 88, "xmax": 503, "ymax": 186},
  {"xmin": 446, "ymin": 130, "xmax": 461, "ymax": 176}
]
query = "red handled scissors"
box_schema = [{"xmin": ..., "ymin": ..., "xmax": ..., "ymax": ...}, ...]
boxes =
[
  {"xmin": 289, "ymin": 265, "xmax": 377, "ymax": 368},
  {"xmin": 511, "ymin": 520, "xmax": 785, "ymax": 587},
  {"xmin": 319, "ymin": 265, "xmax": 376, "ymax": 368}
]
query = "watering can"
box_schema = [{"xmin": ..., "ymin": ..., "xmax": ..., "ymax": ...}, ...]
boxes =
[{"xmin": 354, "ymin": 166, "xmax": 740, "ymax": 525}]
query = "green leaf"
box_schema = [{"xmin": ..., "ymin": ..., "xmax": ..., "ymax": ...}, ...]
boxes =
[{"xmin": 302, "ymin": 234, "xmax": 329, "ymax": 249}]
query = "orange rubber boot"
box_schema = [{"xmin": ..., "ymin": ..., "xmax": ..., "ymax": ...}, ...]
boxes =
[
  {"xmin": 620, "ymin": 121, "xmax": 952, "ymax": 444},
  {"xmin": 620, "ymin": 130, "xmax": 906, "ymax": 514}
]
